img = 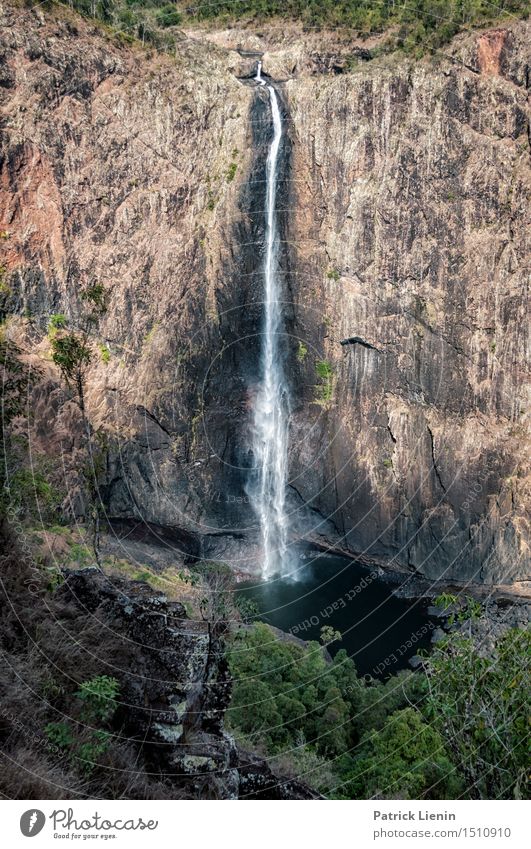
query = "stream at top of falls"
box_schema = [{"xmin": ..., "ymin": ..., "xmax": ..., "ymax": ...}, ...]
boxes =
[
  {"xmin": 247, "ymin": 61, "xmax": 292, "ymax": 581},
  {"xmin": 236, "ymin": 552, "xmax": 437, "ymax": 679}
]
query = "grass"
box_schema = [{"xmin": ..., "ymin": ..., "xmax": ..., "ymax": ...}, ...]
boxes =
[
  {"xmin": 314, "ymin": 359, "xmax": 334, "ymax": 406},
  {"xmin": 226, "ymin": 162, "xmax": 238, "ymax": 183},
  {"xmin": 297, "ymin": 341, "xmax": 308, "ymax": 362},
  {"xmin": 103, "ymin": 556, "xmax": 202, "ymax": 615}
]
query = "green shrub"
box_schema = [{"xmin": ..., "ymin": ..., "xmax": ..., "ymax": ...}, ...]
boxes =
[
  {"xmin": 226, "ymin": 162, "xmax": 238, "ymax": 183},
  {"xmin": 315, "ymin": 360, "xmax": 332, "ymax": 380},
  {"xmin": 76, "ymin": 731, "xmax": 111, "ymax": 774},
  {"xmin": 297, "ymin": 341, "xmax": 308, "ymax": 362},
  {"xmin": 99, "ymin": 343, "xmax": 111, "ymax": 363},
  {"xmin": 45, "ymin": 722, "xmax": 75, "ymax": 750},
  {"xmin": 7, "ymin": 467, "xmax": 62, "ymax": 520},
  {"xmin": 48, "ymin": 313, "xmax": 68, "ymax": 339},
  {"xmin": 156, "ymin": 4, "xmax": 182, "ymax": 27},
  {"xmin": 315, "ymin": 359, "xmax": 334, "ymax": 404},
  {"xmin": 340, "ymin": 708, "xmax": 463, "ymax": 799},
  {"xmin": 75, "ymin": 675, "xmax": 120, "ymax": 722},
  {"xmin": 423, "ymin": 629, "xmax": 530, "ymax": 798}
]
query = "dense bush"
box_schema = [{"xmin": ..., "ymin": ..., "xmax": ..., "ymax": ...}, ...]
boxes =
[
  {"xmin": 227, "ymin": 622, "xmax": 530, "ymax": 799},
  {"xmin": 424, "ymin": 629, "xmax": 530, "ymax": 799},
  {"xmin": 339, "ymin": 708, "xmax": 463, "ymax": 799},
  {"xmin": 227, "ymin": 623, "xmax": 426, "ymax": 773}
]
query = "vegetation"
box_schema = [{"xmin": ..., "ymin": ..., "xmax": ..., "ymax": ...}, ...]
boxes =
[
  {"xmin": 297, "ymin": 340, "xmax": 308, "ymax": 362},
  {"xmin": 76, "ymin": 675, "xmax": 120, "ymax": 722},
  {"xmin": 226, "ymin": 161, "xmax": 238, "ymax": 183},
  {"xmin": 227, "ymin": 622, "xmax": 530, "ymax": 799},
  {"xmin": 342, "ymin": 708, "xmax": 463, "ymax": 799},
  {"xmin": 48, "ymin": 283, "xmax": 109, "ymax": 560},
  {"xmin": 43, "ymin": 1, "xmax": 530, "ymax": 60},
  {"xmin": 314, "ymin": 358, "xmax": 334, "ymax": 405},
  {"xmin": 423, "ymin": 629, "xmax": 530, "ymax": 799}
]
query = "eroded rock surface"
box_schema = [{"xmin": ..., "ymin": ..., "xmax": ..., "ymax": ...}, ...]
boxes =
[{"xmin": 0, "ymin": 3, "xmax": 529, "ymax": 583}]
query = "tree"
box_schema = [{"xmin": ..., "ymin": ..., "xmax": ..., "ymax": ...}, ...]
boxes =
[
  {"xmin": 320, "ymin": 625, "xmax": 342, "ymax": 646},
  {"xmin": 423, "ymin": 629, "xmax": 530, "ymax": 799},
  {"xmin": 49, "ymin": 283, "xmax": 108, "ymax": 560},
  {"xmin": 341, "ymin": 707, "xmax": 463, "ymax": 799}
]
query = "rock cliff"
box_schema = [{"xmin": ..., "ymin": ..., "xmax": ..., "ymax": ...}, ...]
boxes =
[{"xmin": 0, "ymin": 2, "xmax": 529, "ymax": 583}]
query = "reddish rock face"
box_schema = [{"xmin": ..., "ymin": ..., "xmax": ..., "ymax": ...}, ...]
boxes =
[
  {"xmin": 477, "ymin": 29, "xmax": 507, "ymax": 76},
  {"xmin": 0, "ymin": 3, "xmax": 529, "ymax": 584}
]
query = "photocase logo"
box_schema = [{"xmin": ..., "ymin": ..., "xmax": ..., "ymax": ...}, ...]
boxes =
[{"xmin": 20, "ymin": 810, "xmax": 46, "ymax": 837}]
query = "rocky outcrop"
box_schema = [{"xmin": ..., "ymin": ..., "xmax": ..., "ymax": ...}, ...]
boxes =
[
  {"xmin": 60, "ymin": 568, "xmax": 318, "ymax": 799},
  {"xmin": 0, "ymin": 2, "xmax": 529, "ymax": 583}
]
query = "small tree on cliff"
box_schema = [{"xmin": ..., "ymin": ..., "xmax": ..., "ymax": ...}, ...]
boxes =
[
  {"xmin": 49, "ymin": 283, "xmax": 108, "ymax": 560},
  {"xmin": 50, "ymin": 283, "xmax": 107, "ymax": 415}
]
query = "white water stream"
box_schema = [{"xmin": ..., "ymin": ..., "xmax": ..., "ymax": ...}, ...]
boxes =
[{"xmin": 249, "ymin": 62, "xmax": 292, "ymax": 579}]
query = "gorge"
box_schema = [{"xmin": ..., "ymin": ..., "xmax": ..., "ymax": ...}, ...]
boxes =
[
  {"xmin": 0, "ymin": 0, "xmax": 529, "ymax": 803},
  {"xmin": 0, "ymin": 4, "xmax": 528, "ymax": 587}
]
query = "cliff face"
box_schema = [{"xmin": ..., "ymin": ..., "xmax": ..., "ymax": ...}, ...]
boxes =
[
  {"xmin": 1, "ymin": 3, "xmax": 529, "ymax": 583},
  {"xmin": 283, "ymin": 25, "xmax": 530, "ymax": 582}
]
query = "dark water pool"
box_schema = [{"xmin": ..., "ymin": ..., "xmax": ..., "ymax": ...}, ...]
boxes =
[{"xmin": 236, "ymin": 553, "xmax": 436, "ymax": 679}]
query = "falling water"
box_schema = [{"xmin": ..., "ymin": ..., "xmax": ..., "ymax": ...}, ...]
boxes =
[{"xmin": 249, "ymin": 61, "xmax": 292, "ymax": 579}]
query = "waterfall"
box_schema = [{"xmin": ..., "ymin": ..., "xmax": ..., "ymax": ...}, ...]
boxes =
[{"xmin": 249, "ymin": 62, "xmax": 292, "ymax": 580}]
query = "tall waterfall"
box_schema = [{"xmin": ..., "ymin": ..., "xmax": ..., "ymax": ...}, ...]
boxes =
[{"xmin": 249, "ymin": 62, "xmax": 292, "ymax": 580}]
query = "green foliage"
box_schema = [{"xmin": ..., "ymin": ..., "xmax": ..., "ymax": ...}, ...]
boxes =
[
  {"xmin": 433, "ymin": 593, "xmax": 482, "ymax": 625},
  {"xmin": 327, "ymin": 268, "xmax": 340, "ymax": 281},
  {"xmin": 227, "ymin": 622, "xmax": 529, "ymax": 799},
  {"xmin": 75, "ymin": 675, "xmax": 120, "ymax": 722},
  {"xmin": 68, "ymin": 542, "xmax": 94, "ymax": 567},
  {"xmin": 7, "ymin": 467, "xmax": 62, "ymax": 520},
  {"xmin": 423, "ymin": 629, "xmax": 530, "ymax": 799},
  {"xmin": 226, "ymin": 161, "xmax": 238, "ymax": 183},
  {"xmin": 339, "ymin": 708, "xmax": 463, "ymax": 799},
  {"xmin": 0, "ymin": 264, "xmax": 11, "ymax": 297},
  {"xmin": 99, "ymin": 343, "xmax": 111, "ymax": 363},
  {"xmin": 234, "ymin": 594, "xmax": 261, "ymax": 623},
  {"xmin": 320, "ymin": 625, "xmax": 342, "ymax": 645},
  {"xmin": 45, "ymin": 566, "xmax": 64, "ymax": 593},
  {"xmin": 457, "ymin": 596, "xmax": 482, "ymax": 622},
  {"xmin": 315, "ymin": 359, "xmax": 333, "ymax": 380},
  {"xmin": 315, "ymin": 359, "xmax": 334, "ymax": 405},
  {"xmin": 434, "ymin": 592, "xmax": 458, "ymax": 610},
  {"xmin": 45, "ymin": 721, "xmax": 112, "ymax": 773},
  {"xmin": 52, "ymin": 333, "xmax": 91, "ymax": 383},
  {"xmin": 47, "ymin": 313, "xmax": 68, "ymax": 338},
  {"xmin": 156, "ymin": 4, "xmax": 181, "ymax": 27},
  {"xmin": 61, "ymin": 0, "xmax": 530, "ymax": 64},
  {"xmin": 186, "ymin": 1, "xmax": 529, "ymax": 56},
  {"xmin": 45, "ymin": 722, "xmax": 75, "ymax": 750},
  {"xmin": 297, "ymin": 340, "xmax": 308, "ymax": 362},
  {"xmin": 81, "ymin": 282, "xmax": 108, "ymax": 318},
  {"xmin": 226, "ymin": 624, "xmax": 420, "ymax": 765},
  {"xmin": 76, "ymin": 731, "xmax": 111, "ymax": 774}
]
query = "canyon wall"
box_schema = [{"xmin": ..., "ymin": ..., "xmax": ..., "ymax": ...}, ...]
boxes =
[
  {"xmin": 1, "ymin": 3, "xmax": 529, "ymax": 582},
  {"xmin": 282, "ymin": 25, "xmax": 530, "ymax": 582}
]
